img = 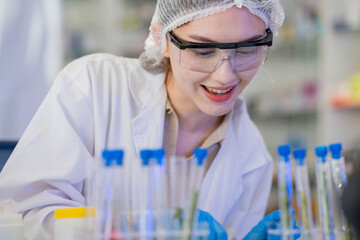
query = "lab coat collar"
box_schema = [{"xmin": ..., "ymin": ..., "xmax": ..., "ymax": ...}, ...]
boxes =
[
  {"xmin": 129, "ymin": 65, "xmax": 167, "ymax": 154},
  {"xmin": 128, "ymin": 64, "xmax": 166, "ymax": 109}
]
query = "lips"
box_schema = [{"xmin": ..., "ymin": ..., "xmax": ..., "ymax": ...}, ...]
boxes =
[{"xmin": 201, "ymin": 84, "xmax": 236, "ymax": 102}]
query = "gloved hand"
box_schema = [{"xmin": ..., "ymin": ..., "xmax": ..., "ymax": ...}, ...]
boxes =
[
  {"xmin": 197, "ymin": 209, "xmax": 228, "ymax": 240},
  {"xmin": 243, "ymin": 209, "xmax": 300, "ymax": 240},
  {"xmin": 172, "ymin": 208, "xmax": 227, "ymax": 239}
]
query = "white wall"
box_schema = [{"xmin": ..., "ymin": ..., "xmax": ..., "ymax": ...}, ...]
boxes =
[{"xmin": 0, "ymin": 0, "xmax": 63, "ymax": 140}]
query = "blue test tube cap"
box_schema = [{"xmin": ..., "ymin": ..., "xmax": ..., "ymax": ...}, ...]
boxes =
[
  {"xmin": 278, "ymin": 145, "xmax": 291, "ymax": 156},
  {"xmin": 113, "ymin": 150, "xmax": 124, "ymax": 166},
  {"xmin": 329, "ymin": 143, "xmax": 342, "ymax": 160},
  {"xmin": 102, "ymin": 150, "xmax": 113, "ymax": 167},
  {"xmin": 293, "ymin": 149, "xmax": 306, "ymax": 166},
  {"xmin": 153, "ymin": 148, "xmax": 165, "ymax": 165},
  {"xmin": 140, "ymin": 149, "xmax": 152, "ymax": 166},
  {"xmin": 102, "ymin": 149, "xmax": 124, "ymax": 167},
  {"xmin": 278, "ymin": 145, "xmax": 291, "ymax": 162},
  {"xmin": 315, "ymin": 145, "xmax": 328, "ymax": 163},
  {"xmin": 194, "ymin": 148, "xmax": 208, "ymax": 166},
  {"xmin": 140, "ymin": 148, "xmax": 165, "ymax": 166}
]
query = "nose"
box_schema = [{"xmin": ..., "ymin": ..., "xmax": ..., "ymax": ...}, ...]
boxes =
[{"xmin": 211, "ymin": 57, "xmax": 237, "ymax": 84}]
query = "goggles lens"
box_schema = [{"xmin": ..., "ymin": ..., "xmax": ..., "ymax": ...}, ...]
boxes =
[{"xmin": 172, "ymin": 46, "xmax": 269, "ymax": 73}]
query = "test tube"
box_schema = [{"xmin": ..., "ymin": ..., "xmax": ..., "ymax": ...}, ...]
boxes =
[
  {"xmin": 139, "ymin": 150, "xmax": 154, "ymax": 239},
  {"xmin": 111, "ymin": 150, "xmax": 130, "ymax": 239},
  {"xmin": 167, "ymin": 155, "xmax": 187, "ymax": 236},
  {"xmin": 168, "ymin": 156, "xmax": 182, "ymax": 233},
  {"xmin": 293, "ymin": 149, "xmax": 314, "ymax": 240},
  {"xmin": 152, "ymin": 149, "xmax": 169, "ymax": 235},
  {"xmin": 83, "ymin": 152, "xmax": 98, "ymax": 239},
  {"xmin": 183, "ymin": 148, "xmax": 207, "ymax": 239},
  {"xmin": 329, "ymin": 143, "xmax": 353, "ymax": 240},
  {"xmin": 314, "ymin": 146, "xmax": 335, "ymax": 240},
  {"xmin": 277, "ymin": 145, "xmax": 293, "ymax": 239},
  {"xmin": 98, "ymin": 149, "xmax": 124, "ymax": 240},
  {"xmin": 139, "ymin": 149, "xmax": 167, "ymax": 239}
]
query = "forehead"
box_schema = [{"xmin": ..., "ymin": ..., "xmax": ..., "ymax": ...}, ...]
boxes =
[{"xmin": 173, "ymin": 6, "xmax": 265, "ymax": 43}]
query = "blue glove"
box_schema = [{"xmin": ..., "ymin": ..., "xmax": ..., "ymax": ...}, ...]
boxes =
[
  {"xmin": 243, "ymin": 209, "xmax": 300, "ymax": 240},
  {"xmin": 197, "ymin": 209, "xmax": 228, "ymax": 240}
]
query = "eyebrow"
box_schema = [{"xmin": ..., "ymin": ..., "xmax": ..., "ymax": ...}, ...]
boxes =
[{"xmin": 187, "ymin": 33, "xmax": 265, "ymax": 43}]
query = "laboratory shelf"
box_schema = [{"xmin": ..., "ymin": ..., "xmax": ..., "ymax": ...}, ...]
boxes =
[
  {"xmin": 332, "ymin": 103, "xmax": 360, "ymax": 110},
  {"xmin": 249, "ymin": 109, "xmax": 317, "ymax": 121}
]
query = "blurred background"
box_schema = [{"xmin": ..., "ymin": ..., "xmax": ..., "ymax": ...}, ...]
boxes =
[{"xmin": 1, "ymin": 0, "xmax": 360, "ymax": 227}]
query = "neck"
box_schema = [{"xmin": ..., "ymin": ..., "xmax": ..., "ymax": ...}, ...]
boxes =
[{"xmin": 177, "ymin": 107, "xmax": 220, "ymax": 133}]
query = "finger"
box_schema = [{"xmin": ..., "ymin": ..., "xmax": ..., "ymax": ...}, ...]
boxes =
[
  {"xmin": 273, "ymin": 210, "xmax": 281, "ymax": 222},
  {"xmin": 292, "ymin": 217, "xmax": 298, "ymax": 228},
  {"xmin": 294, "ymin": 225, "xmax": 301, "ymax": 239},
  {"xmin": 268, "ymin": 234, "xmax": 282, "ymax": 240},
  {"xmin": 213, "ymin": 221, "xmax": 228, "ymax": 240},
  {"xmin": 264, "ymin": 210, "xmax": 281, "ymax": 222}
]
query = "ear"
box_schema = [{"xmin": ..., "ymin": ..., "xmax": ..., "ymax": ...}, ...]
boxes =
[
  {"xmin": 150, "ymin": 22, "xmax": 161, "ymax": 46},
  {"xmin": 162, "ymin": 37, "xmax": 171, "ymax": 58},
  {"xmin": 150, "ymin": 22, "xmax": 170, "ymax": 58}
]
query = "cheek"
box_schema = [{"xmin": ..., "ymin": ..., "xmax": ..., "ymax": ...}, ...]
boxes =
[
  {"xmin": 237, "ymin": 68, "xmax": 259, "ymax": 85},
  {"xmin": 170, "ymin": 58, "xmax": 208, "ymax": 86},
  {"xmin": 235, "ymin": 68, "xmax": 259, "ymax": 94}
]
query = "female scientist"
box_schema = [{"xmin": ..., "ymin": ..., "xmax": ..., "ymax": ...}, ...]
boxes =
[{"xmin": 0, "ymin": 0, "xmax": 287, "ymax": 239}]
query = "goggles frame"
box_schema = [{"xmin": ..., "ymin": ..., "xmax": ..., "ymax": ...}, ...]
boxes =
[{"xmin": 167, "ymin": 29, "xmax": 273, "ymax": 50}]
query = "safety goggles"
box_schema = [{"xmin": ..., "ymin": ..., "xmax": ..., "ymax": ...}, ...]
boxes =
[{"xmin": 167, "ymin": 29, "xmax": 273, "ymax": 73}]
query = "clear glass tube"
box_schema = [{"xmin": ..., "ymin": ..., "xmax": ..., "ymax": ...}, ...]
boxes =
[
  {"xmin": 277, "ymin": 145, "xmax": 293, "ymax": 240},
  {"xmin": 112, "ymin": 160, "xmax": 131, "ymax": 238},
  {"xmin": 83, "ymin": 153, "xmax": 98, "ymax": 239},
  {"xmin": 167, "ymin": 155, "xmax": 186, "ymax": 232},
  {"xmin": 330, "ymin": 158, "xmax": 347, "ymax": 195},
  {"xmin": 94, "ymin": 150, "xmax": 125, "ymax": 240},
  {"xmin": 329, "ymin": 143, "xmax": 354, "ymax": 240},
  {"xmin": 139, "ymin": 151, "xmax": 154, "ymax": 239},
  {"xmin": 97, "ymin": 153, "xmax": 116, "ymax": 239},
  {"xmin": 183, "ymin": 148, "xmax": 207, "ymax": 239},
  {"xmin": 139, "ymin": 149, "xmax": 169, "ymax": 238},
  {"xmin": 151, "ymin": 149, "xmax": 168, "ymax": 235},
  {"xmin": 293, "ymin": 149, "xmax": 314, "ymax": 240},
  {"xmin": 315, "ymin": 146, "xmax": 335, "ymax": 240}
]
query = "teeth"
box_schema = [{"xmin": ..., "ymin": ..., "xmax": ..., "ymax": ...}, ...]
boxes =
[{"xmin": 205, "ymin": 86, "xmax": 233, "ymax": 94}]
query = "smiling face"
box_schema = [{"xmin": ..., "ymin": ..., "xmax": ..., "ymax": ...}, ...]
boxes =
[{"xmin": 163, "ymin": 6, "xmax": 266, "ymax": 117}]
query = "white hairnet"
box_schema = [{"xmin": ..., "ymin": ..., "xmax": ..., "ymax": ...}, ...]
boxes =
[{"xmin": 139, "ymin": 0, "xmax": 285, "ymax": 73}]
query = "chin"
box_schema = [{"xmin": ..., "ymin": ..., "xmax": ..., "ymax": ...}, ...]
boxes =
[
  {"xmin": 201, "ymin": 104, "xmax": 233, "ymax": 117},
  {"xmin": 205, "ymin": 94, "xmax": 241, "ymax": 116}
]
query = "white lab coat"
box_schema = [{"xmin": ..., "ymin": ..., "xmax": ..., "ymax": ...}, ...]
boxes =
[{"xmin": 0, "ymin": 53, "xmax": 273, "ymax": 240}]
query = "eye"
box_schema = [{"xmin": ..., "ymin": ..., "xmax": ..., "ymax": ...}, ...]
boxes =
[
  {"xmin": 189, "ymin": 48, "xmax": 216, "ymax": 57},
  {"xmin": 236, "ymin": 47, "xmax": 258, "ymax": 56}
]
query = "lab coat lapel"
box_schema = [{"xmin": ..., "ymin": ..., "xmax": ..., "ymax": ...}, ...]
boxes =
[
  {"xmin": 198, "ymin": 98, "xmax": 271, "ymax": 224},
  {"xmin": 126, "ymin": 67, "xmax": 166, "ymax": 210},
  {"xmin": 129, "ymin": 66, "xmax": 167, "ymax": 155},
  {"xmin": 198, "ymin": 118, "xmax": 244, "ymax": 224}
]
